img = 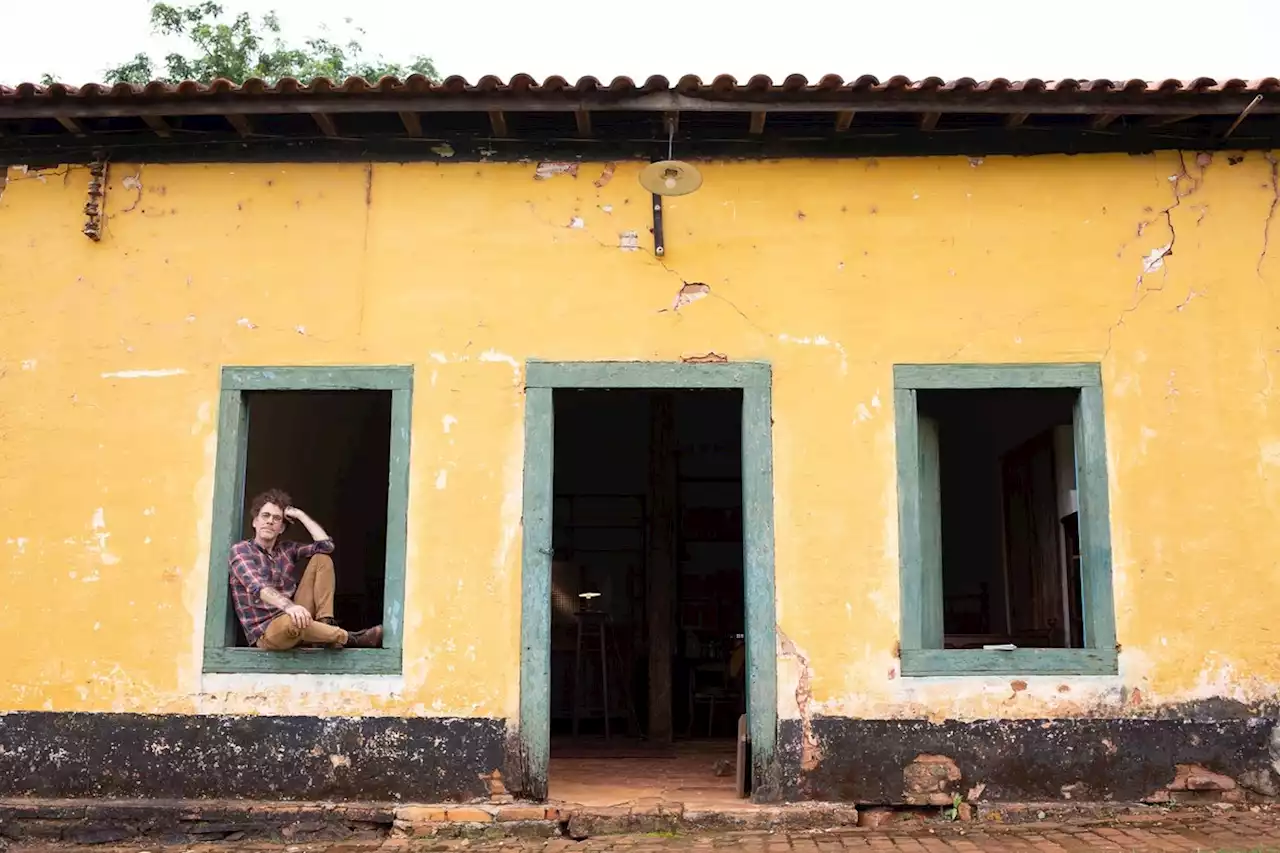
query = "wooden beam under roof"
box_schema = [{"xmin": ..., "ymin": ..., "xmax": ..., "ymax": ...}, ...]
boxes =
[
  {"xmin": 8, "ymin": 92, "xmax": 1279, "ymax": 120},
  {"xmin": 225, "ymin": 113, "xmax": 253, "ymax": 136},
  {"xmin": 310, "ymin": 111, "xmax": 338, "ymax": 137},
  {"xmin": 488, "ymin": 110, "xmax": 508, "ymax": 137},
  {"xmin": 1005, "ymin": 112, "xmax": 1029, "ymax": 128},
  {"xmin": 1090, "ymin": 113, "xmax": 1120, "ymax": 130},
  {"xmin": 575, "ymin": 108, "xmax": 591, "ymax": 137},
  {"xmin": 398, "ymin": 111, "xmax": 422, "ymax": 137},
  {"xmin": 55, "ymin": 115, "xmax": 84, "ymax": 135},
  {"xmin": 835, "ymin": 110, "xmax": 855, "ymax": 132},
  {"xmin": 141, "ymin": 114, "xmax": 171, "ymax": 137},
  {"xmin": 920, "ymin": 112, "xmax": 940, "ymax": 131},
  {"xmin": 749, "ymin": 110, "xmax": 766, "ymax": 134}
]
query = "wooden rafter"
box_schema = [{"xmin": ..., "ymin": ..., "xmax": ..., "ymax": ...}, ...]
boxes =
[
  {"xmin": 225, "ymin": 114, "xmax": 253, "ymax": 136},
  {"xmin": 835, "ymin": 110, "xmax": 855, "ymax": 132},
  {"xmin": 1005, "ymin": 112, "xmax": 1029, "ymax": 128},
  {"xmin": 575, "ymin": 109, "xmax": 591, "ymax": 137},
  {"xmin": 920, "ymin": 112, "xmax": 940, "ymax": 131},
  {"xmin": 398, "ymin": 111, "xmax": 422, "ymax": 137},
  {"xmin": 310, "ymin": 112, "xmax": 338, "ymax": 137},
  {"xmin": 749, "ymin": 111, "xmax": 766, "ymax": 134},
  {"xmin": 55, "ymin": 115, "xmax": 84, "ymax": 135},
  {"xmin": 488, "ymin": 110, "xmax": 508, "ymax": 137},
  {"xmin": 142, "ymin": 114, "xmax": 172, "ymax": 137},
  {"xmin": 1090, "ymin": 113, "xmax": 1120, "ymax": 130},
  {"xmin": 1148, "ymin": 113, "xmax": 1200, "ymax": 127}
]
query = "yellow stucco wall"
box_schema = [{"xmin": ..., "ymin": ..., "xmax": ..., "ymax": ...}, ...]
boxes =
[{"xmin": 1, "ymin": 152, "xmax": 1278, "ymax": 722}]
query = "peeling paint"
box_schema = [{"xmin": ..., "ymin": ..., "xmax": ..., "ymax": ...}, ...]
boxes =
[
  {"xmin": 593, "ymin": 163, "xmax": 616, "ymax": 188},
  {"xmin": 534, "ymin": 162, "xmax": 579, "ymax": 180},
  {"xmin": 778, "ymin": 333, "xmax": 849, "ymax": 374},
  {"xmin": 100, "ymin": 368, "xmax": 186, "ymax": 379},
  {"xmin": 671, "ymin": 282, "xmax": 711, "ymax": 310},
  {"xmin": 1141, "ymin": 243, "xmax": 1172, "ymax": 274}
]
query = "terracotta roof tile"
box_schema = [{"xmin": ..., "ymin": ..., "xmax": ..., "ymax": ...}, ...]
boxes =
[{"xmin": 4, "ymin": 74, "xmax": 1280, "ymax": 101}]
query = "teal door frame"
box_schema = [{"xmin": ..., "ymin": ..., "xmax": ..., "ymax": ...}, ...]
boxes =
[{"xmin": 518, "ymin": 361, "xmax": 778, "ymax": 801}]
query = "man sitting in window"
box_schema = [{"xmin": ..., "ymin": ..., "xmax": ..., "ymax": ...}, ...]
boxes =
[{"xmin": 229, "ymin": 489, "xmax": 383, "ymax": 651}]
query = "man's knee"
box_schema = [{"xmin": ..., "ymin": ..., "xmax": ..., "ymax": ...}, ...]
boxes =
[
  {"xmin": 259, "ymin": 618, "xmax": 303, "ymax": 649},
  {"xmin": 306, "ymin": 554, "xmax": 334, "ymax": 574}
]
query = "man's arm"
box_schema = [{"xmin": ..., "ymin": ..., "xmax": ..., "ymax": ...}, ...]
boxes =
[
  {"xmin": 284, "ymin": 506, "xmax": 335, "ymax": 560},
  {"xmin": 229, "ymin": 546, "xmax": 312, "ymax": 630}
]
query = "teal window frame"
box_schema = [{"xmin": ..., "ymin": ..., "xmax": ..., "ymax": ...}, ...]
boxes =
[
  {"xmin": 893, "ymin": 363, "xmax": 1117, "ymax": 677},
  {"xmin": 201, "ymin": 365, "xmax": 413, "ymax": 675}
]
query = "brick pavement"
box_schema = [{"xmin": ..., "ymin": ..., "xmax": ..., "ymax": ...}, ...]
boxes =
[{"xmin": 15, "ymin": 811, "xmax": 1280, "ymax": 853}]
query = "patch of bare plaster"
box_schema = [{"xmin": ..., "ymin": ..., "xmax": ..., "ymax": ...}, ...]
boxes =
[
  {"xmin": 682, "ymin": 352, "xmax": 728, "ymax": 363},
  {"xmin": 778, "ymin": 630, "xmax": 819, "ymax": 772},
  {"xmin": 118, "ymin": 169, "xmax": 144, "ymax": 214},
  {"xmin": 619, "ymin": 230, "xmax": 639, "ymax": 251},
  {"xmin": 672, "ymin": 282, "xmax": 711, "ymax": 310},
  {"xmin": 593, "ymin": 163, "xmax": 616, "ymax": 188},
  {"xmin": 534, "ymin": 162, "xmax": 579, "ymax": 180}
]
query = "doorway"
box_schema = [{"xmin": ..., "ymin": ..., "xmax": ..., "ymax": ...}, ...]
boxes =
[
  {"xmin": 518, "ymin": 362, "xmax": 776, "ymax": 803},
  {"xmin": 549, "ymin": 389, "xmax": 743, "ymax": 803}
]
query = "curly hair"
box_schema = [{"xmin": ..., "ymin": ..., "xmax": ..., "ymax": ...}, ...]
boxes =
[{"xmin": 249, "ymin": 488, "xmax": 292, "ymax": 519}]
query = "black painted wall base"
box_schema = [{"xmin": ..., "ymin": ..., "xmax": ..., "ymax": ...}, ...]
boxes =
[
  {"xmin": 0, "ymin": 713, "xmax": 506, "ymax": 801},
  {"xmin": 773, "ymin": 712, "xmax": 1280, "ymax": 803},
  {"xmin": 4, "ymin": 710, "xmax": 1279, "ymax": 805}
]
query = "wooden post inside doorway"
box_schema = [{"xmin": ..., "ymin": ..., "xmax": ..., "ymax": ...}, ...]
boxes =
[{"xmin": 647, "ymin": 392, "xmax": 677, "ymax": 743}]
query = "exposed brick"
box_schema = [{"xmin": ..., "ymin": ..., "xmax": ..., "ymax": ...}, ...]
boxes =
[
  {"xmin": 496, "ymin": 807, "xmax": 547, "ymax": 822},
  {"xmin": 445, "ymin": 808, "xmax": 495, "ymax": 823},
  {"xmin": 394, "ymin": 806, "xmax": 448, "ymax": 823},
  {"xmin": 903, "ymin": 754, "xmax": 963, "ymax": 805},
  {"xmin": 1169, "ymin": 764, "xmax": 1237, "ymax": 792}
]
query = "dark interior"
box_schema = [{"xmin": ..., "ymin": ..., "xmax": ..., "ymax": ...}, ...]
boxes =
[
  {"xmin": 549, "ymin": 389, "xmax": 745, "ymax": 748},
  {"xmin": 234, "ymin": 390, "xmax": 391, "ymax": 645},
  {"xmin": 918, "ymin": 388, "xmax": 1084, "ymax": 650}
]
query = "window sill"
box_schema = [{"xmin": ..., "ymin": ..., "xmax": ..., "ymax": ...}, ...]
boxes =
[
  {"xmin": 900, "ymin": 648, "xmax": 1118, "ymax": 677},
  {"xmin": 204, "ymin": 646, "xmax": 401, "ymax": 675}
]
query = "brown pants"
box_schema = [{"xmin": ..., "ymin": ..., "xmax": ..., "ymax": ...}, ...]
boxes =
[{"xmin": 256, "ymin": 554, "xmax": 350, "ymax": 650}]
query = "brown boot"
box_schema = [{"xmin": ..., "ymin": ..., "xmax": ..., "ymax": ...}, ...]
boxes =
[{"xmin": 346, "ymin": 625, "xmax": 383, "ymax": 648}]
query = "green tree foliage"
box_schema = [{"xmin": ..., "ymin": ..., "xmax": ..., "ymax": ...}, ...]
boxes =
[{"xmin": 102, "ymin": 2, "xmax": 438, "ymax": 85}]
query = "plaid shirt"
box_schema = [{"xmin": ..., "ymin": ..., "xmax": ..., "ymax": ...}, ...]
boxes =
[{"xmin": 228, "ymin": 537, "xmax": 334, "ymax": 644}]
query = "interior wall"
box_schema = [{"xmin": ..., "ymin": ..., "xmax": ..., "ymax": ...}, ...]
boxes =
[
  {"xmin": 242, "ymin": 391, "xmax": 391, "ymax": 628},
  {"xmin": 921, "ymin": 389, "xmax": 1076, "ymax": 637}
]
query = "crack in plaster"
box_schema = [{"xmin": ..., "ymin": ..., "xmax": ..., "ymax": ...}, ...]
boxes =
[
  {"xmin": 1104, "ymin": 153, "xmax": 1202, "ymax": 359},
  {"xmin": 1260, "ymin": 152, "xmax": 1279, "ymax": 277}
]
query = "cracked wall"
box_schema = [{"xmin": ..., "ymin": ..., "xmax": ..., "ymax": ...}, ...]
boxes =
[{"xmin": 0, "ymin": 155, "xmax": 1278, "ymax": 733}]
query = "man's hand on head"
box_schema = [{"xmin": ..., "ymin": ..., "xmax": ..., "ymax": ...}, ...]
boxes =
[{"xmin": 284, "ymin": 506, "xmax": 303, "ymax": 522}]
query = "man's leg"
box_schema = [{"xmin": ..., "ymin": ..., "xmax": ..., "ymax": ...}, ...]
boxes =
[
  {"xmin": 257, "ymin": 613, "xmax": 348, "ymax": 649},
  {"xmin": 294, "ymin": 554, "xmax": 337, "ymax": 622},
  {"xmin": 256, "ymin": 614, "xmax": 304, "ymax": 650}
]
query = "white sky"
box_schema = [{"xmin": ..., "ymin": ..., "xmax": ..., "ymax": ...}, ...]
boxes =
[{"xmin": 2, "ymin": 0, "xmax": 1278, "ymax": 86}]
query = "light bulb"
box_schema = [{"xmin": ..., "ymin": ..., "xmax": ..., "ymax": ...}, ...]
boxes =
[{"xmin": 665, "ymin": 176, "xmax": 677, "ymax": 189}]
